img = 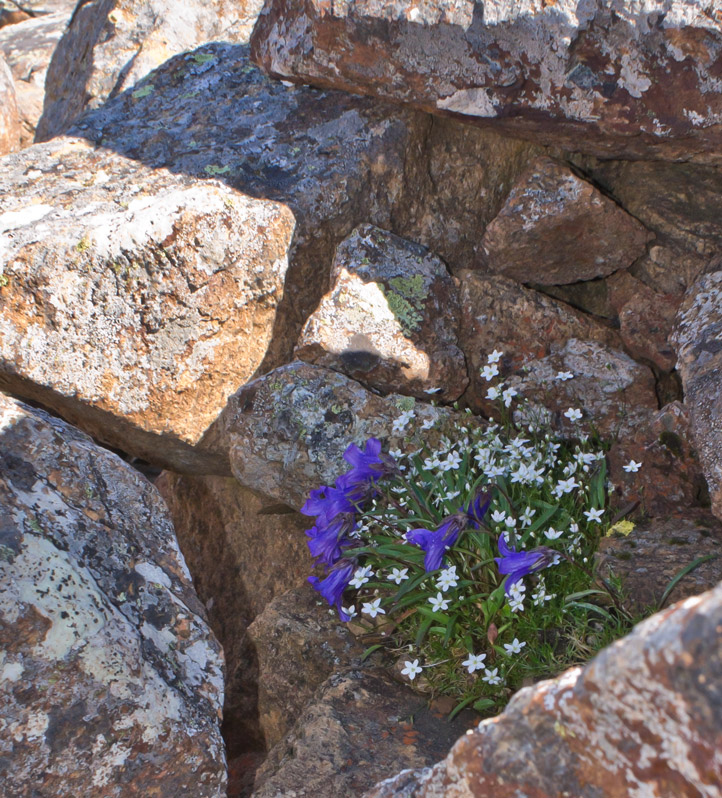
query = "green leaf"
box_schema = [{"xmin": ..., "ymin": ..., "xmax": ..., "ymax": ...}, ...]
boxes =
[
  {"xmin": 361, "ymin": 644, "xmax": 384, "ymax": 662},
  {"xmin": 566, "ymin": 600, "xmax": 614, "ymax": 622},
  {"xmin": 472, "ymin": 698, "xmax": 496, "ymax": 712},
  {"xmin": 658, "ymin": 554, "xmax": 718, "ymax": 610},
  {"xmin": 448, "ymin": 695, "xmax": 476, "ymax": 721}
]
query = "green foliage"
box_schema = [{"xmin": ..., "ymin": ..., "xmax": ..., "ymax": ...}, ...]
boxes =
[{"xmin": 381, "ymin": 274, "xmax": 428, "ymax": 336}]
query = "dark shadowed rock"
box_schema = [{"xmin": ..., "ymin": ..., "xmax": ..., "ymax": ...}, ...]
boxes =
[
  {"xmin": 0, "ymin": 392, "xmax": 226, "ymax": 797},
  {"xmin": 296, "ymin": 224, "xmax": 468, "ymax": 401},
  {"xmin": 480, "ymin": 157, "xmax": 651, "ymax": 285},
  {"xmin": 365, "ymin": 580, "xmax": 722, "ymax": 798},
  {"xmin": 251, "ymin": 0, "xmax": 722, "ymax": 163}
]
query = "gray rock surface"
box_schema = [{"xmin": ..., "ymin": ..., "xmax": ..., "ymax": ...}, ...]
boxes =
[{"xmin": 0, "ymin": 392, "xmax": 226, "ymax": 797}]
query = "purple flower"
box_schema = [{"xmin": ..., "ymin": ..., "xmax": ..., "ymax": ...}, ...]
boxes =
[
  {"xmin": 465, "ymin": 489, "xmax": 492, "ymax": 528},
  {"xmin": 495, "ymin": 534, "xmax": 554, "ymax": 594},
  {"xmin": 406, "ymin": 512, "xmax": 468, "ymax": 572},
  {"xmin": 342, "ymin": 438, "xmax": 398, "ymax": 485},
  {"xmin": 308, "ymin": 560, "xmax": 355, "ymax": 619},
  {"xmin": 306, "ymin": 514, "xmax": 356, "ymax": 566},
  {"xmin": 301, "ymin": 485, "xmax": 354, "ymax": 528}
]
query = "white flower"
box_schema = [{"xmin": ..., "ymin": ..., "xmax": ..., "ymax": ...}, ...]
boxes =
[
  {"xmin": 490, "ymin": 509, "xmax": 506, "ymax": 524},
  {"xmin": 436, "ymin": 567, "xmax": 459, "ymax": 592},
  {"xmin": 461, "ymin": 653, "xmax": 487, "ymax": 673},
  {"xmin": 486, "ymin": 385, "xmax": 502, "ymax": 401},
  {"xmin": 556, "ymin": 371, "xmax": 574, "ymax": 381},
  {"xmin": 392, "ymin": 409, "xmax": 415, "ymax": 434},
  {"xmin": 428, "ymin": 592, "xmax": 450, "ymax": 612},
  {"xmin": 424, "ymin": 386, "xmax": 443, "ymax": 394},
  {"xmin": 421, "ymin": 418, "xmax": 435, "ymax": 431},
  {"xmin": 481, "ymin": 363, "xmax": 499, "ymax": 381},
  {"xmin": 564, "ymin": 407, "xmax": 583, "ymax": 422},
  {"xmin": 361, "ymin": 598, "xmax": 385, "ymax": 618},
  {"xmin": 502, "ymin": 387, "xmax": 518, "ymax": 407},
  {"xmin": 349, "ymin": 565, "xmax": 375, "ymax": 589},
  {"xmin": 441, "ymin": 450, "xmax": 463, "ymax": 471},
  {"xmin": 503, "ymin": 638, "xmax": 526, "ymax": 655},
  {"xmin": 584, "ymin": 507, "xmax": 604, "ymax": 523},
  {"xmin": 341, "ymin": 605, "xmax": 357, "ymax": 620},
  {"xmin": 387, "ymin": 567, "xmax": 409, "ymax": 585},
  {"xmin": 544, "ymin": 527, "xmax": 564, "ymax": 540},
  {"xmin": 482, "ymin": 667, "xmax": 503, "ymax": 685},
  {"xmin": 488, "ymin": 349, "xmax": 503, "ymax": 364},
  {"xmin": 570, "ymin": 522, "xmax": 579, "ymax": 534},
  {"xmin": 520, "ymin": 507, "xmax": 536, "ymax": 527},
  {"xmin": 623, "ymin": 459, "xmax": 642, "ymax": 473},
  {"xmin": 509, "ymin": 597, "xmax": 525, "ymax": 613},
  {"xmin": 401, "ymin": 659, "xmax": 423, "ymax": 680},
  {"xmin": 554, "ymin": 477, "xmax": 579, "ymax": 497}
]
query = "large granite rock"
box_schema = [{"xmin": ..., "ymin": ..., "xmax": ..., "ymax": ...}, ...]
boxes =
[
  {"xmin": 35, "ymin": 0, "xmax": 264, "ymax": 140},
  {"xmin": 0, "ymin": 53, "xmax": 20, "ymax": 154},
  {"xmin": 206, "ymin": 361, "xmax": 456, "ymax": 508},
  {"xmin": 0, "ymin": 393, "xmax": 226, "ymax": 797},
  {"xmin": 296, "ymin": 224, "xmax": 468, "ymax": 401},
  {"xmin": 365, "ymin": 581, "xmax": 722, "ymax": 798},
  {"xmin": 155, "ymin": 471, "xmax": 312, "ymax": 754},
  {"xmin": 251, "ymin": 0, "xmax": 722, "ymax": 164},
  {"xmin": 672, "ymin": 268, "xmax": 722, "ymax": 520},
  {"xmin": 252, "ymin": 668, "xmax": 476, "ymax": 798},
  {"xmin": 481, "ymin": 157, "xmax": 651, "ymax": 284},
  {"xmin": 0, "ymin": 139, "xmax": 295, "ymax": 475},
  {"xmin": 0, "ymin": 10, "xmax": 72, "ymax": 145}
]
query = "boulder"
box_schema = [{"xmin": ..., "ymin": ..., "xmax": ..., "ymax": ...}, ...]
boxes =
[
  {"xmin": 155, "ymin": 471, "xmax": 312, "ymax": 753},
  {"xmin": 35, "ymin": 0, "xmax": 265, "ymax": 140},
  {"xmin": 295, "ymin": 224, "xmax": 468, "ymax": 401},
  {"xmin": 672, "ymin": 268, "xmax": 722, "ymax": 520},
  {"xmin": 0, "ymin": 138, "xmax": 295, "ymax": 475},
  {"xmin": 0, "ymin": 0, "xmax": 75, "ymax": 13},
  {"xmin": 0, "ymin": 53, "xmax": 20, "ymax": 154},
  {"xmin": 0, "ymin": 10, "xmax": 72, "ymax": 145},
  {"xmin": 365, "ymin": 580, "xmax": 722, "ymax": 798},
  {"xmin": 206, "ymin": 361, "xmax": 457, "ymax": 509},
  {"xmin": 252, "ymin": 668, "xmax": 476, "ymax": 798},
  {"xmin": 457, "ymin": 271, "xmax": 621, "ymax": 415},
  {"xmin": 0, "ymin": 392, "xmax": 226, "ymax": 797},
  {"xmin": 480, "ymin": 157, "xmax": 651, "ymax": 285},
  {"xmin": 251, "ymin": 0, "xmax": 722, "ymax": 164},
  {"xmin": 246, "ymin": 584, "xmax": 365, "ymax": 749}
]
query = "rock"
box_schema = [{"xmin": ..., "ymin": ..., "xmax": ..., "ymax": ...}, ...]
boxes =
[
  {"xmin": 295, "ymin": 224, "xmax": 468, "ymax": 401},
  {"xmin": 206, "ymin": 361, "xmax": 457, "ymax": 509},
  {"xmin": 246, "ymin": 584, "xmax": 365, "ymax": 749},
  {"xmin": 672, "ymin": 268, "xmax": 722, "ymax": 520},
  {"xmin": 251, "ymin": 0, "xmax": 722, "ymax": 164},
  {"xmin": 457, "ymin": 271, "xmax": 621, "ymax": 415},
  {"xmin": 0, "ymin": 53, "xmax": 21, "ymax": 154},
  {"xmin": 0, "ymin": 138, "xmax": 296, "ymax": 475},
  {"xmin": 0, "ymin": 10, "xmax": 72, "ymax": 145},
  {"xmin": 365, "ymin": 580, "xmax": 722, "ymax": 798},
  {"xmin": 0, "ymin": 0, "xmax": 75, "ymax": 13},
  {"xmin": 597, "ymin": 516, "xmax": 722, "ymax": 613},
  {"xmin": 252, "ymin": 668, "xmax": 476, "ymax": 798},
  {"xmin": 0, "ymin": 392, "xmax": 226, "ymax": 797},
  {"xmin": 36, "ymin": 0, "xmax": 265, "ymax": 140},
  {"xmin": 480, "ymin": 157, "xmax": 651, "ymax": 285},
  {"xmin": 607, "ymin": 401, "xmax": 707, "ymax": 517},
  {"xmin": 503, "ymin": 338, "xmax": 658, "ymax": 441},
  {"xmin": 66, "ymin": 42, "xmax": 426, "ymax": 369},
  {"xmin": 155, "ymin": 471, "xmax": 312, "ymax": 754},
  {"xmin": 0, "ymin": 9, "xmax": 30, "ymax": 26}
]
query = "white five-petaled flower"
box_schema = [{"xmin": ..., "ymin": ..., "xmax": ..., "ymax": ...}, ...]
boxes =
[
  {"xmin": 349, "ymin": 565, "xmax": 375, "ymax": 589},
  {"xmin": 421, "ymin": 418, "xmax": 435, "ymax": 431},
  {"xmin": 486, "ymin": 385, "xmax": 502, "ymax": 401},
  {"xmin": 341, "ymin": 605, "xmax": 357, "ymax": 620},
  {"xmin": 490, "ymin": 509, "xmax": 506, "ymax": 523},
  {"xmin": 584, "ymin": 507, "xmax": 604, "ymax": 523},
  {"xmin": 488, "ymin": 349, "xmax": 503, "ymax": 364},
  {"xmin": 392, "ymin": 409, "xmax": 415, "ymax": 434},
  {"xmin": 361, "ymin": 598, "xmax": 385, "ymax": 618},
  {"xmin": 520, "ymin": 507, "xmax": 536, "ymax": 527},
  {"xmin": 428, "ymin": 592, "xmax": 450, "ymax": 612},
  {"xmin": 481, "ymin": 363, "xmax": 499, "ymax": 381},
  {"xmin": 502, "ymin": 386, "xmax": 518, "ymax": 407},
  {"xmin": 387, "ymin": 567, "xmax": 409, "ymax": 585},
  {"xmin": 482, "ymin": 667, "xmax": 503, "ymax": 685},
  {"xmin": 544, "ymin": 526, "xmax": 564, "ymax": 540},
  {"xmin": 436, "ymin": 567, "xmax": 459, "ymax": 592},
  {"xmin": 554, "ymin": 477, "xmax": 579, "ymax": 496},
  {"xmin": 556, "ymin": 371, "xmax": 574, "ymax": 381},
  {"xmin": 623, "ymin": 459, "xmax": 642, "ymax": 473},
  {"xmin": 564, "ymin": 407, "xmax": 583, "ymax": 422},
  {"xmin": 461, "ymin": 653, "xmax": 487, "ymax": 673},
  {"xmin": 503, "ymin": 638, "xmax": 526, "ymax": 655},
  {"xmin": 401, "ymin": 659, "xmax": 423, "ymax": 680}
]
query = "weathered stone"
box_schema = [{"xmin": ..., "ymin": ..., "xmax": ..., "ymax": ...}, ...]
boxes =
[
  {"xmin": 365, "ymin": 581, "xmax": 722, "ymax": 798},
  {"xmin": 36, "ymin": 0, "xmax": 265, "ymax": 140},
  {"xmin": 252, "ymin": 0, "xmax": 722, "ymax": 164},
  {"xmin": 253, "ymin": 668, "xmax": 476, "ymax": 798},
  {"xmin": 0, "ymin": 8, "xmax": 30, "ymax": 26},
  {"xmin": 0, "ymin": 393, "xmax": 226, "ymax": 797},
  {"xmin": 0, "ymin": 53, "xmax": 20, "ymax": 154},
  {"xmin": 598, "ymin": 516, "xmax": 722, "ymax": 613},
  {"xmin": 155, "ymin": 471, "xmax": 311, "ymax": 754},
  {"xmin": 672, "ymin": 268, "xmax": 722, "ymax": 520},
  {"xmin": 480, "ymin": 157, "xmax": 651, "ymax": 285},
  {"xmin": 607, "ymin": 401, "xmax": 707, "ymax": 517},
  {"xmin": 457, "ymin": 271, "xmax": 621, "ymax": 416},
  {"xmin": 504, "ymin": 339, "xmax": 658, "ymax": 441},
  {"xmin": 247, "ymin": 583, "xmax": 365, "ymax": 749},
  {"xmin": 0, "ymin": 139, "xmax": 296, "ymax": 474},
  {"xmin": 206, "ymin": 361, "xmax": 457, "ymax": 509},
  {"xmin": 0, "ymin": 0, "xmax": 75, "ymax": 13},
  {"xmin": 296, "ymin": 224, "xmax": 468, "ymax": 401},
  {"xmin": 0, "ymin": 10, "xmax": 72, "ymax": 145}
]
